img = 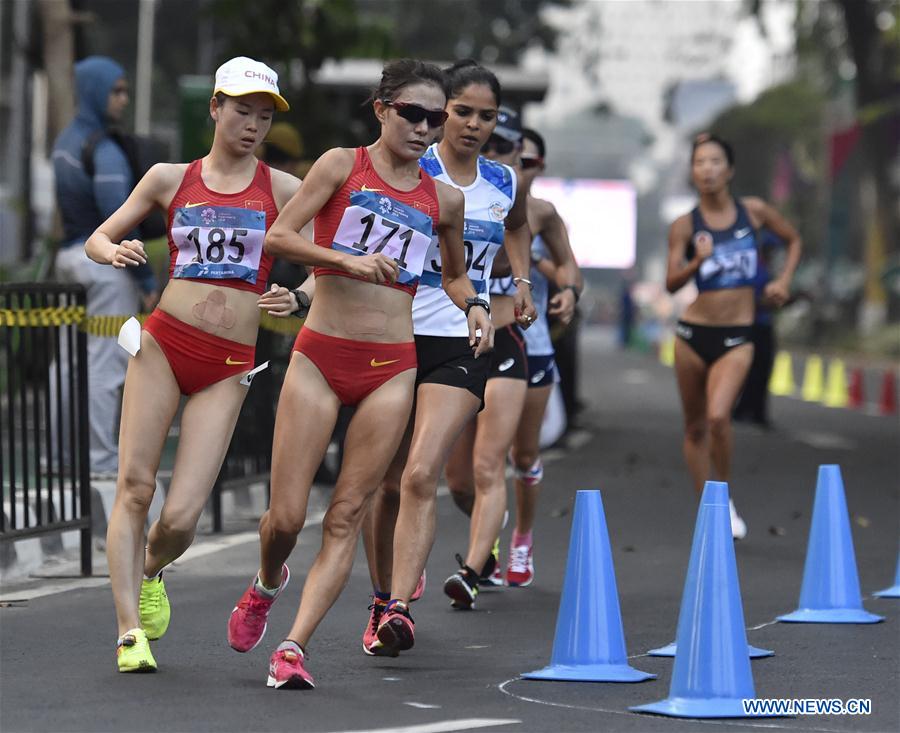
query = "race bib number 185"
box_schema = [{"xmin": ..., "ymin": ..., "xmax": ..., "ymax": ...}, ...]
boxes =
[
  {"xmin": 331, "ymin": 191, "xmax": 433, "ymax": 285},
  {"xmin": 171, "ymin": 205, "xmax": 266, "ymax": 284}
]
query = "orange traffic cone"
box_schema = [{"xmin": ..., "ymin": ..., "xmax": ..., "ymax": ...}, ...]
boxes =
[
  {"xmin": 879, "ymin": 370, "xmax": 898, "ymax": 416},
  {"xmin": 847, "ymin": 368, "xmax": 864, "ymax": 410}
]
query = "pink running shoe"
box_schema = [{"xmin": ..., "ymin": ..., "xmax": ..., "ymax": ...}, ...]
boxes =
[
  {"xmin": 506, "ymin": 542, "xmax": 534, "ymax": 587},
  {"xmin": 410, "ymin": 570, "xmax": 427, "ymax": 602},
  {"xmin": 376, "ymin": 600, "xmax": 415, "ymax": 655},
  {"xmin": 267, "ymin": 644, "xmax": 315, "ymax": 690},
  {"xmin": 228, "ymin": 564, "xmax": 290, "ymax": 653},
  {"xmin": 362, "ymin": 597, "xmax": 389, "ymax": 656}
]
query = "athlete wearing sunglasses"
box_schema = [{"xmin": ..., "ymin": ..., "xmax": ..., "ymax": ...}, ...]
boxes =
[
  {"xmin": 519, "ymin": 155, "xmax": 544, "ymax": 171},
  {"xmin": 360, "ymin": 62, "xmax": 536, "ymax": 658},
  {"xmin": 383, "ymin": 100, "xmax": 449, "ymax": 128}
]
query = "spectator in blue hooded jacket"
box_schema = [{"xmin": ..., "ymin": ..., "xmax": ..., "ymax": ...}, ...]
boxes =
[{"xmin": 51, "ymin": 56, "xmax": 159, "ymax": 478}]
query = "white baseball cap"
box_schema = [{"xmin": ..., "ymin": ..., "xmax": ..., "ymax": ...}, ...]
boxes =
[{"xmin": 214, "ymin": 56, "xmax": 289, "ymax": 112}]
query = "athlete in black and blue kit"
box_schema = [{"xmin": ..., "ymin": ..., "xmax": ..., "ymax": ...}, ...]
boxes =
[{"xmin": 666, "ymin": 133, "xmax": 801, "ymax": 539}]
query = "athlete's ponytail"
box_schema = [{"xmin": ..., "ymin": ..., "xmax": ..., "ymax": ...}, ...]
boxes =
[{"xmin": 443, "ymin": 59, "xmax": 502, "ymax": 107}]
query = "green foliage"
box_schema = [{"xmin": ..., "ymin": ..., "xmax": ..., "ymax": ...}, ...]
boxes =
[
  {"xmin": 708, "ymin": 81, "xmax": 827, "ymax": 257},
  {"xmin": 710, "ymin": 81, "xmax": 825, "ymax": 193},
  {"xmin": 209, "ymin": 0, "xmax": 396, "ymax": 72},
  {"xmin": 356, "ymin": 0, "xmax": 571, "ymax": 64},
  {"xmin": 207, "ymin": 0, "xmax": 569, "ymax": 154}
]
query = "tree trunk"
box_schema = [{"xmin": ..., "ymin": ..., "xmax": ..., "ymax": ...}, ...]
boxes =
[
  {"xmin": 837, "ymin": 0, "xmax": 900, "ymax": 327},
  {"xmin": 37, "ymin": 0, "xmax": 75, "ymax": 149}
]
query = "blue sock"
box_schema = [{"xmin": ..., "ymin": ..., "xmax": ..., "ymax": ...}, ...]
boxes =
[{"xmin": 374, "ymin": 590, "xmax": 391, "ymax": 602}]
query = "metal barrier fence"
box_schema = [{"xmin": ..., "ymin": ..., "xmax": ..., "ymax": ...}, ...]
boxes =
[{"xmin": 0, "ymin": 283, "xmax": 92, "ymax": 575}]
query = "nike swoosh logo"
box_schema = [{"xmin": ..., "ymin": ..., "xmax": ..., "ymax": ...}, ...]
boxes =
[
  {"xmin": 456, "ymin": 365, "xmax": 469, "ymax": 375},
  {"xmin": 370, "ymin": 358, "xmax": 400, "ymax": 368},
  {"xmin": 184, "ymin": 201, "xmax": 209, "ymax": 208},
  {"xmin": 225, "ymin": 356, "xmax": 250, "ymax": 365},
  {"xmin": 734, "ymin": 227, "xmax": 751, "ymax": 239},
  {"xmin": 723, "ymin": 337, "xmax": 746, "ymax": 347},
  {"xmin": 361, "ymin": 185, "xmax": 382, "ymax": 193},
  {"xmin": 498, "ymin": 358, "xmax": 514, "ymax": 372}
]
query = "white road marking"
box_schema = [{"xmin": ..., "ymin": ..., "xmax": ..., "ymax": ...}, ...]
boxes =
[
  {"xmin": 622, "ymin": 369, "xmax": 650, "ymax": 384},
  {"xmin": 402, "ymin": 702, "xmax": 441, "ymax": 709},
  {"xmin": 747, "ymin": 620, "xmax": 778, "ymax": 631},
  {"xmin": 789, "ymin": 431, "xmax": 856, "ymax": 451},
  {"xmin": 498, "ymin": 678, "xmax": 846, "ymax": 732},
  {"xmin": 324, "ymin": 720, "xmax": 520, "ymax": 733}
]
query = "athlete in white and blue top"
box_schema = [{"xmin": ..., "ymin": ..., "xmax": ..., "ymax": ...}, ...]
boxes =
[
  {"xmin": 667, "ymin": 132, "xmax": 802, "ymax": 539},
  {"xmin": 414, "ymin": 143, "xmax": 516, "ymax": 337},
  {"xmin": 361, "ymin": 62, "xmax": 535, "ymax": 648}
]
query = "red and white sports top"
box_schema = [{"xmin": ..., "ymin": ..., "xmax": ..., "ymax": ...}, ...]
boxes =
[
  {"xmin": 314, "ymin": 147, "xmax": 440, "ymax": 297},
  {"xmin": 167, "ymin": 159, "xmax": 278, "ymax": 295}
]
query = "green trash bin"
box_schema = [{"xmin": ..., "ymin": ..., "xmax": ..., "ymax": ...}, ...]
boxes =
[{"xmin": 179, "ymin": 75, "xmax": 214, "ymax": 161}]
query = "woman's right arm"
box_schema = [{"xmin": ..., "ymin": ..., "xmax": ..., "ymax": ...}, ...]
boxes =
[
  {"xmin": 264, "ymin": 148, "xmax": 398, "ymax": 284},
  {"xmin": 85, "ymin": 163, "xmax": 180, "ymax": 268},
  {"xmin": 665, "ymin": 215, "xmax": 707, "ymax": 293}
]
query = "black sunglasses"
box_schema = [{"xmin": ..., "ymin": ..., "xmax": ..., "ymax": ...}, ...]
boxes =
[
  {"xmin": 484, "ymin": 135, "xmax": 518, "ymax": 155},
  {"xmin": 520, "ymin": 155, "xmax": 544, "ymax": 170},
  {"xmin": 383, "ymin": 100, "xmax": 448, "ymax": 128}
]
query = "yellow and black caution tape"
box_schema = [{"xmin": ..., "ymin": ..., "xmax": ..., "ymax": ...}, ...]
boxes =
[
  {"xmin": 0, "ymin": 305, "xmax": 86, "ymax": 327},
  {"xmin": 259, "ymin": 312, "xmax": 304, "ymax": 335},
  {"xmin": 0, "ymin": 305, "xmax": 303, "ymax": 337}
]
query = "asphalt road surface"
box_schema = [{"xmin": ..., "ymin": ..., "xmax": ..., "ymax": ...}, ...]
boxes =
[{"xmin": 2, "ymin": 326, "xmax": 898, "ymax": 733}]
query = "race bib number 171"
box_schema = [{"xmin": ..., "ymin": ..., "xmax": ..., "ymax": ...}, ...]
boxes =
[{"xmin": 331, "ymin": 191, "xmax": 433, "ymax": 285}]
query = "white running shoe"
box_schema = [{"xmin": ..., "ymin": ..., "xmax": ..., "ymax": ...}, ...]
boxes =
[{"xmin": 729, "ymin": 499, "xmax": 747, "ymax": 540}]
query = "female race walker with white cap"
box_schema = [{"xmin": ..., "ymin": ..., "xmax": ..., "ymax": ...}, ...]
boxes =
[
  {"xmin": 226, "ymin": 59, "xmax": 493, "ymax": 690},
  {"xmin": 84, "ymin": 56, "xmax": 300, "ymax": 672},
  {"xmin": 667, "ymin": 133, "xmax": 801, "ymax": 538},
  {"xmin": 359, "ymin": 59, "xmax": 535, "ymax": 656}
]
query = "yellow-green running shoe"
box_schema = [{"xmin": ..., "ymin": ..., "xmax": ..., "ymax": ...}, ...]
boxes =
[
  {"xmin": 480, "ymin": 538, "xmax": 503, "ymax": 586},
  {"xmin": 116, "ymin": 628, "xmax": 157, "ymax": 672},
  {"xmin": 139, "ymin": 573, "xmax": 170, "ymax": 640}
]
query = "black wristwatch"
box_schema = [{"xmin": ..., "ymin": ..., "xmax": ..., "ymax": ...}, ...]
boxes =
[
  {"xmin": 562, "ymin": 284, "xmax": 581, "ymax": 304},
  {"xmin": 291, "ymin": 288, "xmax": 311, "ymax": 318},
  {"xmin": 465, "ymin": 296, "xmax": 491, "ymax": 316}
]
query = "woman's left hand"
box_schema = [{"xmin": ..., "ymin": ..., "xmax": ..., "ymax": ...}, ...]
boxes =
[
  {"xmin": 548, "ymin": 288, "xmax": 576, "ymax": 325},
  {"xmin": 258, "ymin": 283, "xmax": 296, "ymax": 318},
  {"xmin": 514, "ymin": 284, "xmax": 538, "ymax": 329},
  {"xmin": 763, "ymin": 278, "xmax": 791, "ymax": 308}
]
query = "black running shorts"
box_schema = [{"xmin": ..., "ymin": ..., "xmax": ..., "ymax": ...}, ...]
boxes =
[
  {"xmin": 488, "ymin": 324, "xmax": 528, "ymax": 381},
  {"xmin": 415, "ymin": 334, "xmax": 490, "ymax": 400}
]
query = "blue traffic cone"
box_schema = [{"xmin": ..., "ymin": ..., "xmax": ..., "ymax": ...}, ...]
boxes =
[
  {"xmin": 647, "ymin": 639, "xmax": 773, "ymax": 659},
  {"xmin": 632, "ymin": 482, "xmax": 774, "ymax": 718},
  {"xmin": 777, "ymin": 465, "xmax": 884, "ymax": 623},
  {"xmin": 873, "ymin": 551, "xmax": 900, "ymax": 598},
  {"xmin": 522, "ymin": 490, "xmax": 654, "ymax": 682}
]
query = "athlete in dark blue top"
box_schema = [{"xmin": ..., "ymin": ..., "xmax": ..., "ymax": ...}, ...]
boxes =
[{"xmin": 665, "ymin": 133, "xmax": 801, "ymax": 538}]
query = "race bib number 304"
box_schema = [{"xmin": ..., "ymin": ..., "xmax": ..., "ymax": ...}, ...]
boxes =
[
  {"xmin": 331, "ymin": 191, "xmax": 434, "ymax": 285},
  {"xmin": 171, "ymin": 206, "xmax": 266, "ymax": 284}
]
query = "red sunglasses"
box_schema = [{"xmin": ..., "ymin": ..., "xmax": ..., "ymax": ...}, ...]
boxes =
[{"xmin": 383, "ymin": 100, "xmax": 448, "ymax": 128}]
